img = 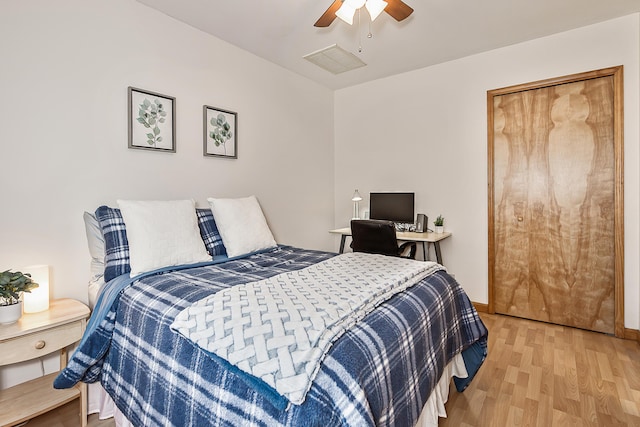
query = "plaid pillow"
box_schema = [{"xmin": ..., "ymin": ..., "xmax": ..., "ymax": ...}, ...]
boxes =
[
  {"xmin": 95, "ymin": 206, "xmax": 226, "ymax": 282},
  {"xmin": 95, "ymin": 206, "xmax": 130, "ymax": 282},
  {"xmin": 196, "ymin": 208, "xmax": 227, "ymax": 257}
]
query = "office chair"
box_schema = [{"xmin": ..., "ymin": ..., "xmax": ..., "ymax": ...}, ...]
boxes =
[{"xmin": 350, "ymin": 219, "xmax": 417, "ymax": 259}]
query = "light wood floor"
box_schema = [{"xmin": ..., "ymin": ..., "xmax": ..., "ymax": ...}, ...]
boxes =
[
  {"xmin": 88, "ymin": 413, "xmax": 115, "ymax": 427},
  {"xmin": 442, "ymin": 313, "xmax": 640, "ymax": 426},
  {"xmin": 73, "ymin": 313, "xmax": 640, "ymax": 426}
]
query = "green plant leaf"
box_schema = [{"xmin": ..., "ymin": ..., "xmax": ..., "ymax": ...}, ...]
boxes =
[{"xmin": 0, "ymin": 270, "xmax": 38, "ymax": 305}]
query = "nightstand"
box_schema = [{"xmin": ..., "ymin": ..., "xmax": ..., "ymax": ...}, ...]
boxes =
[{"xmin": 0, "ymin": 298, "xmax": 90, "ymax": 427}]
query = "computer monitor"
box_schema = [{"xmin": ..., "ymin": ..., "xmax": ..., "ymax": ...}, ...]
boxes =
[{"xmin": 369, "ymin": 192, "xmax": 415, "ymax": 223}]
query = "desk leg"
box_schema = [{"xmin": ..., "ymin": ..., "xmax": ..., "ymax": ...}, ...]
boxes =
[
  {"xmin": 339, "ymin": 235, "xmax": 347, "ymax": 254},
  {"xmin": 422, "ymin": 242, "xmax": 429, "ymax": 261},
  {"xmin": 434, "ymin": 242, "xmax": 443, "ymax": 265}
]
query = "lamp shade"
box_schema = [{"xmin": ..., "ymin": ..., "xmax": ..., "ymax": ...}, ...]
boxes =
[
  {"xmin": 345, "ymin": 0, "xmax": 367, "ymax": 8},
  {"xmin": 23, "ymin": 265, "xmax": 50, "ymax": 313},
  {"xmin": 365, "ymin": 0, "xmax": 388, "ymax": 21},
  {"xmin": 336, "ymin": 3, "xmax": 356, "ymax": 25},
  {"xmin": 352, "ymin": 189, "xmax": 363, "ymax": 219}
]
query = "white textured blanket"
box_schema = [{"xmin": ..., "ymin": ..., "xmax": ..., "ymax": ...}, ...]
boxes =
[{"xmin": 171, "ymin": 252, "xmax": 444, "ymax": 406}]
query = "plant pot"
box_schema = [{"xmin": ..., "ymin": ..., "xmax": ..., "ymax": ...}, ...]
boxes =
[
  {"xmin": 434, "ymin": 226, "xmax": 444, "ymax": 234},
  {"xmin": 0, "ymin": 301, "xmax": 23, "ymax": 325}
]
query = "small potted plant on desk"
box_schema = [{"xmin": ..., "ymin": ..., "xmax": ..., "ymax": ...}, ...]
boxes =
[
  {"xmin": 0, "ymin": 270, "xmax": 39, "ymax": 325},
  {"xmin": 434, "ymin": 215, "xmax": 445, "ymax": 234}
]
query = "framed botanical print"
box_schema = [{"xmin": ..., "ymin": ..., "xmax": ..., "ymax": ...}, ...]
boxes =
[
  {"xmin": 204, "ymin": 105, "xmax": 237, "ymax": 158},
  {"xmin": 128, "ymin": 87, "xmax": 176, "ymax": 152}
]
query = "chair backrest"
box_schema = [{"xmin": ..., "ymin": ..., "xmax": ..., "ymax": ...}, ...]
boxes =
[{"xmin": 350, "ymin": 219, "xmax": 400, "ymax": 257}]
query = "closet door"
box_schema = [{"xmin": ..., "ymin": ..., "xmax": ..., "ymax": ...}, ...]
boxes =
[{"xmin": 487, "ymin": 67, "xmax": 624, "ymax": 336}]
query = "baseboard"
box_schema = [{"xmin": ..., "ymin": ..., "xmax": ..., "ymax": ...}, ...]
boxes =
[
  {"xmin": 472, "ymin": 302, "xmax": 488, "ymax": 313},
  {"xmin": 624, "ymin": 328, "xmax": 640, "ymax": 344}
]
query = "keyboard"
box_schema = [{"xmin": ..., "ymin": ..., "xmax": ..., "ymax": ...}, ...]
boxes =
[{"xmin": 394, "ymin": 222, "xmax": 416, "ymax": 232}]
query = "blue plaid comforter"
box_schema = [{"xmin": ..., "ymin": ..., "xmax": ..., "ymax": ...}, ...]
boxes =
[{"xmin": 56, "ymin": 245, "xmax": 487, "ymax": 426}]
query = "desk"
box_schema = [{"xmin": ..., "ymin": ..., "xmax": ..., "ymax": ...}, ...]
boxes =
[{"xmin": 329, "ymin": 227, "xmax": 452, "ymax": 265}]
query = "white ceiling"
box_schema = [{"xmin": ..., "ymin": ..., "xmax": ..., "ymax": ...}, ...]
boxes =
[{"xmin": 136, "ymin": 0, "xmax": 640, "ymax": 90}]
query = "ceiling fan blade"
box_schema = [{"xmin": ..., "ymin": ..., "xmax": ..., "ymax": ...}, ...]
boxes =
[
  {"xmin": 314, "ymin": 0, "xmax": 342, "ymax": 27},
  {"xmin": 385, "ymin": 0, "xmax": 414, "ymax": 21}
]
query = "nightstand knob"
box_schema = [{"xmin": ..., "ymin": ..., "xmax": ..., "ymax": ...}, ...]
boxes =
[{"xmin": 35, "ymin": 340, "xmax": 46, "ymax": 350}]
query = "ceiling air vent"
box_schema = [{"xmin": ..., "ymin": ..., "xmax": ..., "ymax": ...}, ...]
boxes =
[{"xmin": 303, "ymin": 44, "xmax": 366, "ymax": 74}]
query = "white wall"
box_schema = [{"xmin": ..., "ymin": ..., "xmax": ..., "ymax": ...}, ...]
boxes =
[
  {"xmin": 0, "ymin": 0, "xmax": 336, "ymax": 310},
  {"xmin": 334, "ymin": 14, "xmax": 640, "ymax": 329}
]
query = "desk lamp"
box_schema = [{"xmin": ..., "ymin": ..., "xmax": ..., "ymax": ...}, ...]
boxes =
[{"xmin": 352, "ymin": 189, "xmax": 363, "ymax": 219}]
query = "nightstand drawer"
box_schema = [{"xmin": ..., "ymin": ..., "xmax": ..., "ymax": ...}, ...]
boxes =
[{"xmin": 0, "ymin": 321, "xmax": 84, "ymax": 366}]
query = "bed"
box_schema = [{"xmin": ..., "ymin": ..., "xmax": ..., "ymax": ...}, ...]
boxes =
[{"xmin": 57, "ymin": 198, "xmax": 487, "ymax": 426}]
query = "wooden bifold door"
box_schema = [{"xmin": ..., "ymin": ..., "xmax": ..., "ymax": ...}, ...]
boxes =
[{"xmin": 487, "ymin": 67, "xmax": 624, "ymax": 337}]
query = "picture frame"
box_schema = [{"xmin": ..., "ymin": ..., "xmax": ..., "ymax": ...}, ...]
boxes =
[
  {"xmin": 128, "ymin": 87, "xmax": 176, "ymax": 152},
  {"xmin": 203, "ymin": 105, "xmax": 237, "ymax": 158}
]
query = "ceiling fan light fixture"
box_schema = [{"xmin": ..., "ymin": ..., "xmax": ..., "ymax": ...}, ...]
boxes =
[
  {"xmin": 345, "ymin": 0, "xmax": 367, "ymax": 9},
  {"xmin": 365, "ymin": 0, "xmax": 388, "ymax": 21},
  {"xmin": 314, "ymin": 0, "xmax": 413, "ymax": 28},
  {"xmin": 335, "ymin": 3, "xmax": 356, "ymax": 25}
]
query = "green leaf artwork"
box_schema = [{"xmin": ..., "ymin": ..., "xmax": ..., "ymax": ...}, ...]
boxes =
[
  {"xmin": 137, "ymin": 98, "xmax": 167, "ymax": 147},
  {"xmin": 209, "ymin": 113, "xmax": 233, "ymax": 155}
]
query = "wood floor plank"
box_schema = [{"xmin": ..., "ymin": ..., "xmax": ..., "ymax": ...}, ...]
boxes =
[
  {"xmin": 522, "ymin": 397, "xmax": 540, "ymax": 427},
  {"xmin": 578, "ymin": 392, "xmax": 599, "ymax": 425},
  {"xmin": 526, "ymin": 366, "xmax": 542, "ymax": 401}
]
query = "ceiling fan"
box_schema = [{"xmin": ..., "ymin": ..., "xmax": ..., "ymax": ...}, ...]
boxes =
[{"xmin": 314, "ymin": 0, "xmax": 414, "ymax": 27}]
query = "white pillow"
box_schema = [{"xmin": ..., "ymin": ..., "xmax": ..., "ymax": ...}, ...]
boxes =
[
  {"xmin": 83, "ymin": 211, "xmax": 105, "ymax": 285},
  {"xmin": 83, "ymin": 211, "xmax": 106, "ymax": 308},
  {"xmin": 207, "ymin": 196, "xmax": 277, "ymax": 258},
  {"xmin": 117, "ymin": 200, "xmax": 211, "ymax": 277}
]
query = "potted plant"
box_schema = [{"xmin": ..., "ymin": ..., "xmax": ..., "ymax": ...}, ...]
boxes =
[
  {"xmin": 0, "ymin": 270, "xmax": 39, "ymax": 325},
  {"xmin": 434, "ymin": 215, "xmax": 445, "ymax": 233}
]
